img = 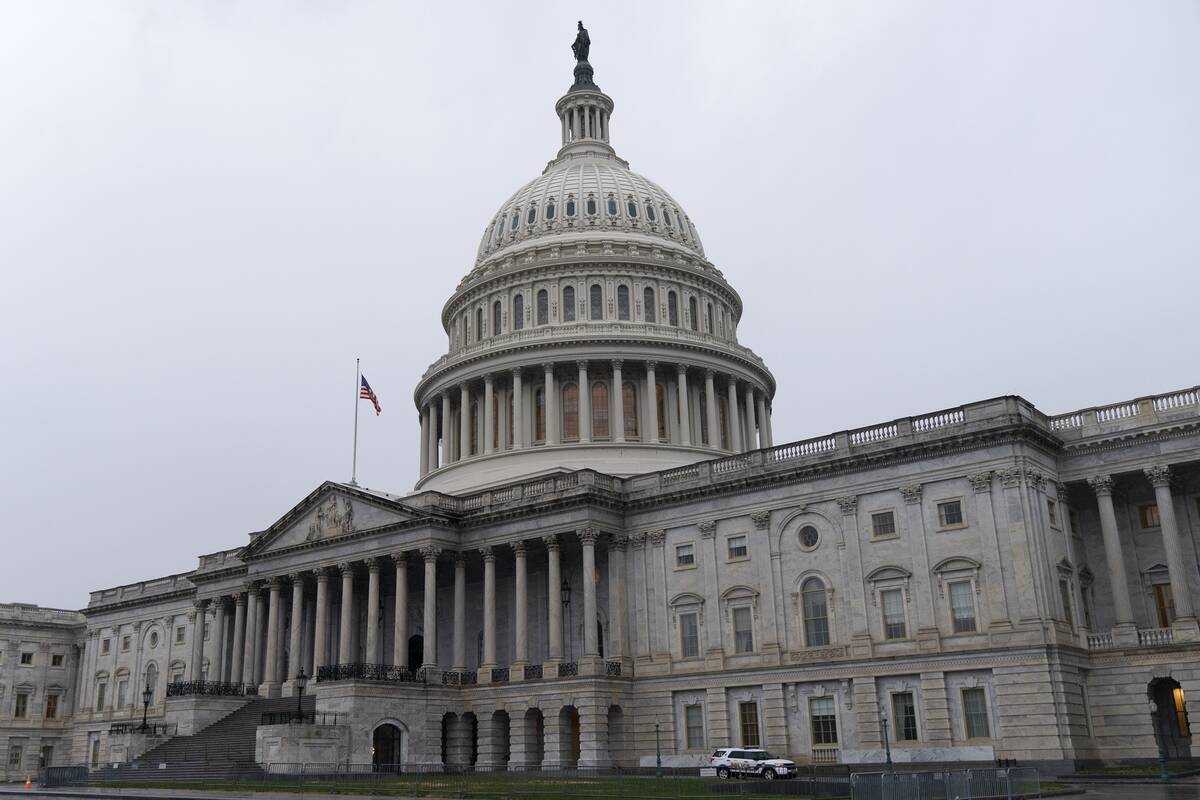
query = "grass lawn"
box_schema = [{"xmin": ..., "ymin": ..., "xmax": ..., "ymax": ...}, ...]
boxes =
[{"xmin": 1075, "ymin": 764, "xmax": 1199, "ymax": 776}]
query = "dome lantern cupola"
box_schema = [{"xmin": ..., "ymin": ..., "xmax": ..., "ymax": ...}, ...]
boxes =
[{"xmin": 555, "ymin": 21, "xmax": 615, "ymax": 162}]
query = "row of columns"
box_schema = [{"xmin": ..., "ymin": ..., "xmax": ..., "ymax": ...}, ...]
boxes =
[{"xmin": 419, "ymin": 360, "xmax": 773, "ymax": 475}]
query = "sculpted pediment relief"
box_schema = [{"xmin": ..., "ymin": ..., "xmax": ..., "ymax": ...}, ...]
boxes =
[
  {"xmin": 247, "ymin": 483, "xmax": 424, "ymax": 557},
  {"xmin": 306, "ymin": 496, "xmax": 354, "ymax": 542}
]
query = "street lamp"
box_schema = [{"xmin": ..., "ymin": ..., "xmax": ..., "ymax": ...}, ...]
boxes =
[
  {"xmin": 139, "ymin": 684, "xmax": 153, "ymax": 732},
  {"xmin": 560, "ymin": 578, "xmax": 572, "ymax": 660},
  {"xmin": 654, "ymin": 717, "xmax": 662, "ymax": 778},
  {"xmin": 880, "ymin": 709, "xmax": 893, "ymax": 771},
  {"xmin": 294, "ymin": 669, "xmax": 308, "ymax": 722}
]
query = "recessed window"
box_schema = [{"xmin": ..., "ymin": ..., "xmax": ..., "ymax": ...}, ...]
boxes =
[
  {"xmin": 626, "ymin": 198, "xmax": 638, "ymax": 218},
  {"xmin": 95, "ymin": 683, "xmax": 107, "ymax": 711},
  {"xmin": 733, "ymin": 606, "xmax": 754, "ymax": 653},
  {"xmin": 811, "ymin": 697, "xmax": 838, "ymax": 745},
  {"xmin": 667, "ymin": 291, "xmax": 679, "ymax": 327},
  {"xmin": 565, "ymin": 196, "xmax": 576, "ymax": 217},
  {"xmin": 562, "ymin": 286, "xmax": 576, "ymax": 322},
  {"xmin": 589, "ymin": 284, "xmax": 603, "ymax": 320},
  {"xmin": 102, "ymin": 639, "xmax": 112, "ymax": 654},
  {"xmin": 526, "ymin": 206, "xmax": 537, "ymax": 225},
  {"xmin": 622, "ymin": 382, "xmax": 639, "ymax": 440},
  {"xmin": 802, "ymin": 578, "xmax": 830, "ymax": 647},
  {"xmin": 706, "ymin": 303, "xmax": 714, "ymax": 333},
  {"xmin": 1047, "ymin": 499, "xmax": 1059, "ymax": 528},
  {"xmin": 799, "ymin": 525, "xmax": 820, "ymax": 550},
  {"xmin": 643, "ymin": 287, "xmax": 656, "ymax": 323},
  {"xmin": 949, "ymin": 581, "xmax": 977, "ymax": 633},
  {"xmin": 606, "ymin": 195, "xmax": 618, "ymax": 216},
  {"xmin": 175, "ymin": 627, "xmax": 185, "ymax": 644},
  {"xmin": 1059, "ymin": 579, "xmax": 1075, "ymax": 626},
  {"xmin": 685, "ymin": 704, "xmax": 705, "ymax": 749},
  {"xmin": 688, "ymin": 296, "xmax": 699, "ymax": 332},
  {"xmin": 545, "ymin": 199, "xmax": 556, "ymax": 220},
  {"xmin": 45, "ymin": 694, "xmax": 59, "ymax": 720},
  {"xmin": 592, "ymin": 382, "xmax": 609, "ymax": 439},
  {"xmin": 872, "ymin": 511, "xmax": 897, "ymax": 538},
  {"xmin": 513, "ymin": 294, "xmax": 525, "ymax": 330},
  {"xmin": 738, "ymin": 701, "xmax": 760, "ymax": 747},
  {"xmin": 7, "ymin": 744, "xmax": 22, "ymax": 769},
  {"xmin": 881, "ymin": 589, "xmax": 907, "ymax": 639},
  {"xmin": 1069, "ymin": 509, "xmax": 1080, "ymax": 535},
  {"xmin": 510, "ymin": 210, "xmax": 520, "ymax": 231},
  {"xmin": 680, "ymin": 612, "xmax": 700, "ymax": 658},
  {"xmin": 20, "ymin": 652, "xmax": 33, "ymax": 666},
  {"xmin": 1154, "ymin": 583, "xmax": 1175, "ymax": 628},
  {"xmin": 51, "ymin": 654, "xmax": 64, "ymax": 667},
  {"xmin": 617, "ymin": 285, "xmax": 630, "ymax": 320},
  {"xmin": 892, "ymin": 692, "xmax": 919, "ymax": 741},
  {"xmin": 962, "ymin": 688, "xmax": 990, "ymax": 739},
  {"xmin": 14, "ymin": 693, "xmax": 28, "ymax": 719},
  {"xmin": 475, "ymin": 308, "xmax": 483, "ymax": 341},
  {"xmin": 727, "ymin": 535, "xmax": 748, "ymax": 560},
  {"xmin": 663, "ymin": 206, "xmax": 673, "ymax": 227},
  {"xmin": 562, "ymin": 383, "xmax": 579, "ymax": 441},
  {"xmin": 937, "ymin": 500, "xmax": 964, "ymax": 527},
  {"xmin": 585, "ymin": 196, "xmax": 597, "ymax": 216},
  {"xmin": 536, "ymin": 289, "xmax": 549, "ymax": 326},
  {"xmin": 1139, "ymin": 503, "xmax": 1161, "ymax": 529},
  {"xmin": 676, "ymin": 543, "xmax": 695, "ymax": 567},
  {"xmin": 646, "ymin": 202, "xmax": 657, "ymax": 222}
]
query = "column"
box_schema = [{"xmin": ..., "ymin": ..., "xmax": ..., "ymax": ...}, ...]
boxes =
[
  {"xmin": 704, "ymin": 370, "xmax": 718, "ymax": 446},
  {"xmin": 726, "ymin": 378, "xmax": 743, "ymax": 451},
  {"xmin": 1088, "ymin": 476, "xmax": 1135, "ymax": 632},
  {"xmin": 744, "ymin": 385, "xmax": 758, "ymax": 449},
  {"xmin": 612, "ymin": 360, "xmax": 625, "ymax": 443},
  {"xmin": 459, "ymin": 383, "xmax": 471, "ymax": 460},
  {"xmin": 645, "ymin": 361, "xmax": 659, "ymax": 444},
  {"xmin": 210, "ymin": 599, "xmax": 227, "ymax": 682},
  {"xmin": 288, "ymin": 575, "xmax": 304, "ymax": 680},
  {"xmin": 756, "ymin": 396, "xmax": 769, "ymax": 449},
  {"xmin": 1145, "ymin": 466, "xmax": 1198, "ymax": 631},
  {"xmin": 513, "ymin": 541, "xmax": 529, "ymax": 666},
  {"xmin": 252, "ymin": 586, "xmax": 267, "ymax": 683},
  {"xmin": 421, "ymin": 546, "xmax": 440, "ymax": 670},
  {"xmin": 481, "ymin": 547, "xmax": 497, "ymax": 670},
  {"xmin": 230, "ymin": 593, "xmax": 246, "ymax": 686},
  {"xmin": 263, "ymin": 578, "xmax": 282, "ymax": 686},
  {"xmin": 365, "ymin": 558, "xmax": 381, "ymax": 664},
  {"xmin": 581, "ymin": 528, "xmax": 599, "ymax": 658},
  {"xmin": 441, "ymin": 393, "xmax": 452, "ymax": 464},
  {"xmin": 419, "ymin": 405, "xmax": 431, "ymax": 476},
  {"xmin": 607, "ymin": 536, "xmax": 627, "ymax": 661},
  {"xmin": 241, "ymin": 588, "xmax": 258, "ymax": 685},
  {"xmin": 189, "ymin": 600, "xmax": 207, "ymax": 681},
  {"xmin": 393, "ymin": 553, "xmax": 409, "ymax": 668},
  {"xmin": 483, "ymin": 375, "xmax": 496, "ymax": 454},
  {"xmin": 763, "ymin": 402, "xmax": 774, "ymax": 446},
  {"xmin": 338, "ymin": 563, "xmax": 355, "ymax": 664},
  {"xmin": 578, "ymin": 361, "xmax": 591, "ymax": 442},
  {"xmin": 452, "ymin": 553, "xmax": 467, "ymax": 671},
  {"xmin": 544, "ymin": 363, "xmax": 559, "ymax": 445},
  {"xmin": 545, "ymin": 535, "xmax": 563, "ymax": 662},
  {"xmin": 511, "ymin": 369, "xmax": 525, "ymax": 449},
  {"xmin": 313, "ymin": 569, "xmax": 330, "ymax": 672},
  {"xmin": 676, "ymin": 365, "xmax": 692, "ymax": 446}
]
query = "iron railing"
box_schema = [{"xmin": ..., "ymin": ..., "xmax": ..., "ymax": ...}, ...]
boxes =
[
  {"xmin": 107, "ymin": 722, "xmax": 176, "ymax": 736},
  {"xmin": 165, "ymin": 681, "xmax": 247, "ymax": 697},
  {"xmin": 316, "ymin": 663, "xmax": 427, "ymax": 683},
  {"xmin": 604, "ymin": 660, "xmax": 622, "ymax": 677},
  {"xmin": 491, "ymin": 667, "xmax": 509, "ymax": 683},
  {"xmin": 557, "ymin": 662, "xmax": 578, "ymax": 678},
  {"xmin": 261, "ymin": 711, "xmax": 340, "ymax": 726},
  {"xmin": 523, "ymin": 664, "xmax": 543, "ymax": 680}
]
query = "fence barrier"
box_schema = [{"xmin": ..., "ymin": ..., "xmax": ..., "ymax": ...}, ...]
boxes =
[{"xmin": 850, "ymin": 767, "xmax": 1040, "ymax": 800}]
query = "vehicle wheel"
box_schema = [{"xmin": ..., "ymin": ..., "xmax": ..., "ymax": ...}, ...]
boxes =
[
  {"xmin": 717, "ymin": 767, "xmax": 730, "ymax": 780},
  {"xmin": 763, "ymin": 768, "xmax": 776, "ymax": 780}
]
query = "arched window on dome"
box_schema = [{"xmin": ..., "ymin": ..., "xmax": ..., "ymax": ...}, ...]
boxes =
[
  {"xmin": 510, "ymin": 210, "xmax": 521, "ymax": 233},
  {"xmin": 626, "ymin": 197, "xmax": 638, "ymax": 218},
  {"xmin": 606, "ymin": 195, "xmax": 618, "ymax": 217},
  {"xmin": 662, "ymin": 207, "xmax": 673, "ymax": 228},
  {"xmin": 469, "ymin": 400, "xmax": 479, "ymax": 456},
  {"xmin": 475, "ymin": 308, "xmax": 484, "ymax": 341},
  {"xmin": 561, "ymin": 382, "xmax": 579, "ymax": 442},
  {"xmin": 459, "ymin": 316, "xmax": 467, "ymax": 349},
  {"xmin": 585, "ymin": 195, "xmax": 597, "ymax": 216},
  {"xmin": 644, "ymin": 287, "xmax": 656, "ymax": 323},
  {"xmin": 668, "ymin": 292, "xmax": 679, "ymax": 327},
  {"xmin": 513, "ymin": 294, "xmax": 524, "ymax": 330},
  {"xmin": 545, "ymin": 198, "xmax": 556, "ymax": 221},
  {"xmin": 562, "ymin": 286, "xmax": 576, "ymax": 322},
  {"xmin": 534, "ymin": 387, "xmax": 546, "ymax": 443},
  {"xmin": 617, "ymin": 285, "xmax": 630, "ymax": 321},
  {"xmin": 591, "ymin": 382, "xmax": 609, "ymax": 439},
  {"xmin": 589, "ymin": 284, "xmax": 603, "ymax": 321},
  {"xmin": 679, "ymin": 215, "xmax": 690, "ymax": 241},
  {"xmin": 646, "ymin": 201, "xmax": 657, "ymax": 223},
  {"xmin": 706, "ymin": 303, "xmax": 714, "ymax": 334},
  {"xmin": 623, "ymin": 382, "xmax": 639, "ymax": 440},
  {"xmin": 688, "ymin": 297, "xmax": 699, "ymax": 332},
  {"xmin": 699, "ymin": 390, "xmax": 710, "ymax": 445},
  {"xmin": 565, "ymin": 195, "xmax": 576, "ymax": 218},
  {"xmin": 656, "ymin": 383, "xmax": 669, "ymax": 442},
  {"xmin": 536, "ymin": 289, "xmax": 549, "ymax": 326},
  {"xmin": 493, "ymin": 301, "xmax": 502, "ymax": 336},
  {"xmin": 496, "ymin": 216, "xmax": 505, "ymax": 240},
  {"xmin": 527, "ymin": 205, "xmax": 537, "ymax": 226},
  {"xmin": 802, "ymin": 577, "xmax": 831, "ymax": 647},
  {"xmin": 718, "ymin": 395, "xmax": 730, "ymax": 450}
]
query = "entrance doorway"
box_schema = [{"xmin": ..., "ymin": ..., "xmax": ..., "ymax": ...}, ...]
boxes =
[
  {"xmin": 408, "ymin": 635, "xmax": 423, "ymax": 669},
  {"xmin": 373, "ymin": 723, "xmax": 404, "ymax": 771},
  {"xmin": 1149, "ymin": 678, "xmax": 1192, "ymax": 759}
]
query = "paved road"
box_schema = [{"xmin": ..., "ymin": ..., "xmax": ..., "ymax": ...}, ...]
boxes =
[{"xmin": 1065, "ymin": 783, "xmax": 1200, "ymax": 800}]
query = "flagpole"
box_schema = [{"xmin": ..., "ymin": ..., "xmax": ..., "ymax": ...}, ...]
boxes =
[{"xmin": 351, "ymin": 357, "xmax": 361, "ymax": 486}]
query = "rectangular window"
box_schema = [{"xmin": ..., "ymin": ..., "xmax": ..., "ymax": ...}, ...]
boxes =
[
  {"xmin": 45, "ymin": 694, "xmax": 59, "ymax": 720},
  {"xmin": 1059, "ymin": 579, "xmax": 1075, "ymax": 626},
  {"xmin": 101, "ymin": 639, "xmax": 111, "ymax": 654},
  {"xmin": 733, "ymin": 606, "xmax": 754, "ymax": 653},
  {"xmin": 685, "ymin": 704, "xmax": 705, "ymax": 749},
  {"xmin": 1140, "ymin": 504, "xmax": 1161, "ymax": 529},
  {"xmin": 1047, "ymin": 499, "xmax": 1059, "ymax": 528},
  {"xmin": 171, "ymin": 671, "xmax": 184, "ymax": 684},
  {"xmin": 1069, "ymin": 508, "xmax": 1080, "ymax": 535},
  {"xmin": 676, "ymin": 543, "xmax": 695, "ymax": 567},
  {"xmin": 892, "ymin": 692, "xmax": 918, "ymax": 741},
  {"xmin": 1154, "ymin": 583, "xmax": 1176, "ymax": 628},
  {"xmin": 7, "ymin": 745, "xmax": 22, "ymax": 770},
  {"xmin": 727, "ymin": 535, "xmax": 748, "ymax": 560},
  {"xmin": 19, "ymin": 652, "xmax": 33, "ymax": 666},
  {"xmin": 176, "ymin": 627, "xmax": 185, "ymax": 644},
  {"xmin": 962, "ymin": 688, "xmax": 990, "ymax": 739},
  {"xmin": 117, "ymin": 679, "xmax": 129, "ymax": 709},
  {"xmin": 738, "ymin": 701, "xmax": 761, "ymax": 747},
  {"xmin": 949, "ymin": 581, "xmax": 977, "ymax": 633},
  {"xmin": 680, "ymin": 612, "xmax": 700, "ymax": 658},
  {"xmin": 14, "ymin": 694, "xmax": 28, "ymax": 719},
  {"xmin": 881, "ymin": 589, "xmax": 907, "ymax": 640},
  {"xmin": 121, "ymin": 635, "xmax": 131, "ymax": 651},
  {"xmin": 95, "ymin": 683, "xmax": 107, "ymax": 711},
  {"xmin": 51, "ymin": 654, "xmax": 64, "ymax": 667},
  {"xmin": 871, "ymin": 511, "xmax": 897, "ymax": 538},
  {"xmin": 810, "ymin": 696, "xmax": 838, "ymax": 745},
  {"xmin": 937, "ymin": 500, "xmax": 964, "ymax": 527}
]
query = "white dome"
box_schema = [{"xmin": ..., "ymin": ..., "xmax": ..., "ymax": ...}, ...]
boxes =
[{"xmin": 474, "ymin": 158, "xmax": 706, "ymax": 268}]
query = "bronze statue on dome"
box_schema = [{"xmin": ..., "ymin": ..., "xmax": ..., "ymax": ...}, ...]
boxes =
[{"xmin": 572, "ymin": 21, "xmax": 590, "ymax": 63}]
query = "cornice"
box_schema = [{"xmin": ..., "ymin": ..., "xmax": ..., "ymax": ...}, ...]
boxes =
[
  {"xmin": 83, "ymin": 587, "xmax": 196, "ymax": 616},
  {"xmin": 1057, "ymin": 422, "xmax": 1200, "ymax": 457}
]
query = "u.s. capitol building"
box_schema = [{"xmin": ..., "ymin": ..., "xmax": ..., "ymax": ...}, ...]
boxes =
[{"xmin": 3, "ymin": 31, "xmax": 1198, "ymax": 778}]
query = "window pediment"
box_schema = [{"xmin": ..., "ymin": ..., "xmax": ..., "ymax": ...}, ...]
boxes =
[
  {"xmin": 933, "ymin": 557, "xmax": 981, "ymax": 574},
  {"xmin": 867, "ymin": 566, "xmax": 911, "ymax": 583},
  {"xmin": 669, "ymin": 592, "xmax": 705, "ymax": 608}
]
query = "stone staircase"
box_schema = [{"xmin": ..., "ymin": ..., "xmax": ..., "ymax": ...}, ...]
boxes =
[{"xmin": 92, "ymin": 695, "xmax": 315, "ymax": 783}]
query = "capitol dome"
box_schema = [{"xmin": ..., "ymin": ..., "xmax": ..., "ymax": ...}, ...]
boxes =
[{"xmin": 412, "ymin": 37, "xmax": 776, "ymax": 494}]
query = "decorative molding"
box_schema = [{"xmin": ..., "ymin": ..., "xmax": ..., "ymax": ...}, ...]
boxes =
[
  {"xmin": 1023, "ymin": 467, "xmax": 1045, "ymax": 491},
  {"xmin": 542, "ymin": 534, "xmax": 560, "ymax": 551},
  {"xmin": 1144, "ymin": 465, "xmax": 1172, "ymax": 488},
  {"xmin": 697, "ymin": 520, "xmax": 717, "ymax": 534},
  {"xmin": 898, "ymin": 485, "xmax": 922, "ymax": 505},
  {"xmin": 750, "ymin": 511, "xmax": 770, "ymax": 530},
  {"xmin": 967, "ymin": 472, "xmax": 993, "ymax": 493},
  {"xmin": 578, "ymin": 527, "xmax": 601, "ymax": 546},
  {"xmin": 647, "ymin": 529, "xmax": 666, "ymax": 546},
  {"xmin": 836, "ymin": 496, "xmax": 859, "ymax": 515},
  {"xmin": 997, "ymin": 467, "xmax": 1023, "ymax": 489},
  {"xmin": 628, "ymin": 532, "xmax": 647, "ymax": 550},
  {"xmin": 1087, "ymin": 475, "xmax": 1114, "ymax": 496},
  {"xmin": 419, "ymin": 545, "xmax": 441, "ymax": 562}
]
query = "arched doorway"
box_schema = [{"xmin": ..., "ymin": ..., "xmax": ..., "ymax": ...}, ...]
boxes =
[
  {"xmin": 559, "ymin": 706, "xmax": 581, "ymax": 768},
  {"xmin": 1149, "ymin": 678, "xmax": 1192, "ymax": 759},
  {"xmin": 373, "ymin": 723, "xmax": 404, "ymax": 771},
  {"xmin": 408, "ymin": 635, "xmax": 423, "ymax": 669}
]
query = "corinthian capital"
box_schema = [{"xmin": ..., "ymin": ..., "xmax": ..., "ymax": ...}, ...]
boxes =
[
  {"xmin": 1144, "ymin": 465, "xmax": 1172, "ymax": 488},
  {"xmin": 1088, "ymin": 475, "xmax": 1114, "ymax": 496},
  {"xmin": 578, "ymin": 528, "xmax": 600, "ymax": 546},
  {"xmin": 419, "ymin": 545, "xmax": 442, "ymax": 563}
]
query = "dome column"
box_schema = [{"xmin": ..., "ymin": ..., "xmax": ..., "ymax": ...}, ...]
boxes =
[
  {"xmin": 419, "ymin": 405, "xmax": 431, "ymax": 476},
  {"xmin": 676, "ymin": 365, "xmax": 692, "ymax": 446},
  {"xmin": 745, "ymin": 385, "xmax": 758, "ymax": 450},
  {"xmin": 578, "ymin": 361, "xmax": 591, "ymax": 443},
  {"xmin": 704, "ymin": 370, "xmax": 718, "ymax": 447},
  {"xmin": 544, "ymin": 363, "xmax": 559, "ymax": 445},
  {"xmin": 511, "ymin": 369, "xmax": 525, "ymax": 449},
  {"xmin": 484, "ymin": 375, "xmax": 496, "ymax": 454},
  {"xmin": 645, "ymin": 361, "xmax": 659, "ymax": 444},
  {"xmin": 757, "ymin": 396, "xmax": 770, "ymax": 448},
  {"xmin": 611, "ymin": 361, "xmax": 625, "ymax": 443},
  {"xmin": 458, "ymin": 383, "xmax": 471, "ymax": 460},
  {"xmin": 726, "ymin": 378, "xmax": 743, "ymax": 452},
  {"xmin": 440, "ymin": 393, "xmax": 452, "ymax": 464}
]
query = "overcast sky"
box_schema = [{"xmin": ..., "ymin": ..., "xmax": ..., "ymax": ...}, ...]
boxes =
[{"xmin": 2, "ymin": 2, "xmax": 1197, "ymax": 610}]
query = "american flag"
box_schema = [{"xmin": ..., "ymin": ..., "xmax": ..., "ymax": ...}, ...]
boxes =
[{"xmin": 360, "ymin": 375, "xmax": 382, "ymax": 415}]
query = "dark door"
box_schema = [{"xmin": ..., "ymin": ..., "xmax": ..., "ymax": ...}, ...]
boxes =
[
  {"xmin": 408, "ymin": 635, "xmax": 423, "ymax": 669},
  {"xmin": 373, "ymin": 724, "xmax": 403, "ymax": 770}
]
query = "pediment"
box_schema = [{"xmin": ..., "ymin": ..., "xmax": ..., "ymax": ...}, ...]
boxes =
[{"xmin": 245, "ymin": 482, "xmax": 424, "ymax": 558}]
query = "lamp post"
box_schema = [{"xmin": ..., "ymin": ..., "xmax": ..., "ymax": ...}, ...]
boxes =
[
  {"xmin": 655, "ymin": 718, "xmax": 662, "ymax": 778},
  {"xmin": 560, "ymin": 578, "xmax": 572, "ymax": 661},
  {"xmin": 139, "ymin": 684, "xmax": 153, "ymax": 732},
  {"xmin": 880, "ymin": 709, "xmax": 893, "ymax": 772},
  {"xmin": 294, "ymin": 669, "xmax": 308, "ymax": 722}
]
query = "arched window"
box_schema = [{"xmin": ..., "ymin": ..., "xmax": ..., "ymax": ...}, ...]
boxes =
[
  {"xmin": 534, "ymin": 388, "xmax": 546, "ymax": 443},
  {"xmin": 688, "ymin": 297, "xmax": 699, "ymax": 331},
  {"xmin": 562, "ymin": 383, "xmax": 579, "ymax": 441},
  {"xmin": 617, "ymin": 285, "xmax": 630, "ymax": 320},
  {"xmin": 475, "ymin": 308, "xmax": 483, "ymax": 341},
  {"xmin": 718, "ymin": 395, "xmax": 730, "ymax": 449},
  {"xmin": 527, "ymin": 205, "xmax": 537, "ymax": 225},
  {"xmin": 510, "ymin": 210, "xmax": 520, "ymax": 232},
  {"xmin": 644, "ymin": 287, "xmax": 656, "ymax": 323},
  {"xmin": 623, "ymin": 382, "xmax": 639, "ymax": 440},
  {"xmin": 699, "ymin": 391, "xmax": 710, "ymax": 444},
  {"xmin": 606, "ymin": 195, "xmax": 618, "ymax": 216},
  {"xmin": 585, "ymin": 195, "xmax": 597, "ymax": 216},
  {"xmin": 545, "ymin": 199, "xmax": 556, "ymax": 220},
  {"xmin": 565, "ymin": 196, "xmax": 577, "ymax": 218},
  {"xmin": 537, "ymin": 289, "xmax": 549, "ymax": 326},
  {"xmin": 656, "ymin": 383, "xmax": 669, "ymax": 442},
  {"xmin": 668, "ymin": 291, "xmax": 679, "ymax": 327},
  {"xmin": 646, "ymin": 202, "xmax": 657, "ymax": 222},
  {"xmin": 562, "ymin": 286, "xmax": 576, "ymax": 321},
  {"xmin": 802, "ymin": 578, "xmax": 830, "ymax": 647},
  {"xmin": 626, "ymin": 197, "xmax": 638, "ymax": 218},
  {"xmin": 663, "ymin": 206, "xmax": 673, "ymax": 227},
  {"xmin": 496, "ymin": 216, "xmax": 505, "ymax": 239},
  {"xmin": 469, "ymin": 400, "xmax": 479, "ymax": 455},
  {"xmin": 513, "ymin": 294, "xmax": 524, "ymax": 330},
  {"xmin": 589, "ymin": 284, "xmax": 603, "ymax": 320},
  {"xmin": 592, "ymin": 382, "xmax": 610, "ymax": 439},
  {"xmin": 706, "ymin": 303, "xmax": 714, "ymax": 334},
  {"xmin": 144, "ymin": 662, "xmax": 158, "ymax": 703},
  {"xmin": 492, "ymin": 301, "xmax": 502, "ymax": 336}
]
